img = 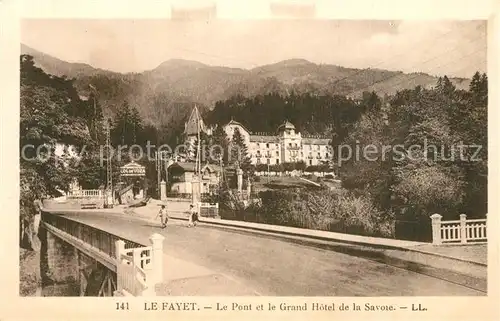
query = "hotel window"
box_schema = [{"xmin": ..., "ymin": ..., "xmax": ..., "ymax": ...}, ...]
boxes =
[
  {"xmin": 276, "ymin": 144, "xmax": 279, "ymax": 148},
  {"xmin": 267, "ymin": 159, "xmax": 270, "ymax": 165},
  {"xmin": 326, "ymin": 153, "xmax": 329, "ymax": 158},
  {"xmin": 309, "ymin": 160, "xmax": 312, "ymax": 165},
  {"xmin": 256, "ymin": 159, "xmax": 261, "ymax": 164},
  {"xmin": 266, "ymin": 143, "xmax": 269, "ymax": 148},
  {"xmin": 276, "ymin": 151, "xmax": 279, "ymax": 156},
  {"xmin": 276, "ymin": 159, "xmax": 280, "ymax": 164}
]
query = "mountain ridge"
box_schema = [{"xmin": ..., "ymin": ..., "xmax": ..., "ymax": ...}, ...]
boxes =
[{"xmin": 21, "ymin": 43, "xmax": 472, "ymax": 128}]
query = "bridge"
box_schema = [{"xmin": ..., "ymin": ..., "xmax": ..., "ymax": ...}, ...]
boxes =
[
  {"xmin": 40, "ymin": 211, "xmax": 164, "ymax": 296},
  {"xmin": 39, "ymin": 203, "xmax": 487, "ymax": 297}
]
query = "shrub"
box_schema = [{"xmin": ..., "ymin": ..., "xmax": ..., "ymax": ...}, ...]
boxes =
[
  {"xmin": 392, "ymin": 165, "xmax": 465, "ymax": 218},
  {"xmin": 254, "ymin": 189, "xmax": 394, "ymax": 238}
]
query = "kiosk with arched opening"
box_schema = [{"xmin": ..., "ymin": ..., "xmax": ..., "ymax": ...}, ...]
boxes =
[{"xmin": 117, "ymin": 161, "xmax": 146, "ymax": 204}]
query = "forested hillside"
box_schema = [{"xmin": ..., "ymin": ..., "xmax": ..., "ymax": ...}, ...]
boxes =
[{"xmin": 21, "ymin": 44, "xmax": 470, "ymax": 132}]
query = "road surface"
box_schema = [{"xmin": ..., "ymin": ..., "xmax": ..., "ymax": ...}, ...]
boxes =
[{"xmin": 53, "ymin": 210, "xmax": 484, "ymax": 296}]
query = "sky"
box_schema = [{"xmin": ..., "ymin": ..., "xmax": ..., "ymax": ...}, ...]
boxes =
[{"xmin": 21, "ymin": 19, "xmax": 487, "ymax": 78}]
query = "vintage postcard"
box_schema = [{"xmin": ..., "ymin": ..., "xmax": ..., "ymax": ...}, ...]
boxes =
[{"xmin": 1, "ymin": 0, "xmax": 499, "ymax": 320}]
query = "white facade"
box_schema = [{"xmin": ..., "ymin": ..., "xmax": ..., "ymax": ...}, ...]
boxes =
[
  {"xmin": 183, "ymin": 106, "xmax": 333, "ymax": 167},
  {"xmin": 223, "ymin": 120, "xmax": 332, "ymax": 166}
]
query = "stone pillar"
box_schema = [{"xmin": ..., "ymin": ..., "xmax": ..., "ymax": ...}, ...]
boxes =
[
  {"xmin": 459, "ymin": 214, "xmax": 467, "ymax": 244},
  {"xmin": 43, "ymin": 230, "xmax": 79, "ymax": 284},
  {"xmin": 160, "ymin": 180, "xmax": 167, "ymax": 201},
  {"xmin": 33, "ymin": 214, "xmax": 41, "ymax": 235},
  {"xmin": 430, "ymin": 213, "xmax": 443, "ymax": 245},
  {"xmin": 246, "ymin": 177, "xmax": 251, "ymax": 199},
  {"xmin": 149, "ymin": 233, "xmax": 165, "ymax": 285},
  {"xmin": 114, "ymin": 240, "xmax": 125, "ymax": 293},
  {"xmin": 192, "ymin": 176, "xmax": 201, "ymax": 204},
  {"xmin": 237, "ymin": 168, "xmax": 243, "ymax": 194},
  {"xmin": 105, "ymin": 189, "xmax": 114, "ymax": 208},
  {"xmin": 115, "ymin": 240, "xmax": 125, "ymax": 261}
]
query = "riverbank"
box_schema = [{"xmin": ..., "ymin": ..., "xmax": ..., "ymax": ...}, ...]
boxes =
[{"xmin": 19, "ymin": 248, "xmax": 41, "ymax": 296}]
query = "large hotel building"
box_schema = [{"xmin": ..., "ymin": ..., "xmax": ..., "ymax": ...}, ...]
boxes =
[{"xmin": 184, "ymin": 106, "xmax": 333, "ymax": 166}]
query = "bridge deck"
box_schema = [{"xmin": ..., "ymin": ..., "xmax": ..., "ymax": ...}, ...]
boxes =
[{"xmin": 47, "ymin": 210, "xmax": 484, "ymax": 296}]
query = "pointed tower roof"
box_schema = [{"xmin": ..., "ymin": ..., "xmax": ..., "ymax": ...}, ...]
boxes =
[{"xmin": 184, "ymin": 105, "xmax": 206, "ymax": 136}]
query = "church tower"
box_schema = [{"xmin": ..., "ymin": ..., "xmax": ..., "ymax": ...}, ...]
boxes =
[
  {"xmin": 184, "ymin": 105, "xmax": 206, "ymax": 138},
  {"xmin": 183, "ymin": 105, "xmax": 206, "ymax": 160}
]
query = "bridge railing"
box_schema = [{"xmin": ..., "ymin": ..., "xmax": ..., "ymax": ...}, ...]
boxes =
[
  {"xmin": 116, "ymin": 253, "xmax": 149, "ymax": 296},
  {"xmin": 42, "ymin": 211, "xmax": 165, "ymax": 296},
  {"xmin": 114, "ymin": 234, "xmax": 164, "ymax": 296},
  {"xmin": 42, "ymin": 212, "xmax": 143, "ymax": 258},
  {"xmin": 430, "ymin": 213, "xmax": 487, "ymax": 245}
]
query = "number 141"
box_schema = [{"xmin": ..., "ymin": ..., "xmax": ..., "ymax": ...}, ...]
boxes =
[{"xmin": 116, "ymin": 302, "xmax": 129, "ymax": 310}]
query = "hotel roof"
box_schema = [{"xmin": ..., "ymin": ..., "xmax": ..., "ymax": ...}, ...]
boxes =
[
  {"xmin": 169, "ymin": 162, "xmax": 222, "ymax": 173},
  {"xmin": 302, "ymin": 137, "xmax": 331, "ymax": 145},
  {"xmin": 249, "ymin": 135, "xmax": 279, "ymax": 143},
  {"xmin": 277, "ymin": 121, "xmax": 296, "ymax": 131}
]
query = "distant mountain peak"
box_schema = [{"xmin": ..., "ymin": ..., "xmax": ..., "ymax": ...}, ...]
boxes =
[
  {"xmin": 153, "ymin": 59, "xmax": 208, "ymax": 70},
  {"xmin": 279, "ymin": 58, "xmax": 314, "ymax": 65}
]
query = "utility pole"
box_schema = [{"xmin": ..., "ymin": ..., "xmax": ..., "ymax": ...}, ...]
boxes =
[
  {"xmin": 105, "ymin": 119, "xmax": 114, "ymax": 208},
  {"xmin": 164, "ymin": 154, "xmax": 169, "ymax": 184},
  {"xmin": 219, "ymin": 156, "xmax": 223, "ymax": 193},
  {"xmin": 156, "ymin": 152, "xmax": 161, "ymax": 198},
  {"xmin": 89, "ymin": 84, "xmax": 97, "ymax": 140},
  {"xmin": 196, "ymin": 105, "xmax": 201, "ymax": 177}
]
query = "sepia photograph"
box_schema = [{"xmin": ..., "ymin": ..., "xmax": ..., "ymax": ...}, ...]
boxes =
[{"xmin": 18, "ymin": 17, "xmax": 488, "ymax": 299}]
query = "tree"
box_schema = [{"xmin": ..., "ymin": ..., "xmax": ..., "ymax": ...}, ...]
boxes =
[
  {"xmin": 436, "ymin": 75, "xmax": 456, "ymax": 98},
  {"xmin": 20, "ymin": 55, "xmax": 92, "ymax": 221},
  {"xmin": 229, "ymin": 128, "xmax": 252, "ymax": 174},
  {"xmin": 86, "ymin": 92, "xmax": 104, "ymax": 142},
  {"xmin": 129, "ymin": 106, "xmax": 143, "ymax": 145},
  {"xmin": 211, "ymin": 125, "xmax": 230, "ymax": 165}
]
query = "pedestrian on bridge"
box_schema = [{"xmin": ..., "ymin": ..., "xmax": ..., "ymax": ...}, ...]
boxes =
[
  {"xmin": 187, "ymin": 204, "xmax": 199, "ymax": 227},
  {"xmin": 157, "ymin": 204, "xmax": 169, "ymax": 229}
]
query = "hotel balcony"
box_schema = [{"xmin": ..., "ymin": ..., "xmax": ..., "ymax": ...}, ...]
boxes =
[{"xmin": 287, "ymin": 145, "xmax": 301, "ymax": 150}]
